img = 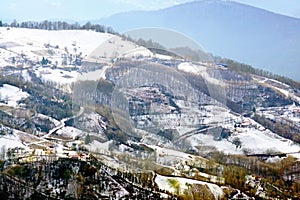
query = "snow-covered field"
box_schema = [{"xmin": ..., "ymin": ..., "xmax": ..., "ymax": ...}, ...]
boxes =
[
  {"xmin": 35, "ymin": 113, "xmax": 60, "ymax": 126},
  {"xmin": 178, "ymin": 62, "xmax": 201, "ymax": 74},
  {"xmin": 149, "ymin": 145, "xmax": 195, "ymax": 162},
  {"xmin": 76, "ymin": 66, "xmax": 110, "ymax": 81},
  {"xmin": 56, "ymin": 126, "xmax": 84, "ymax": 139},
  {"xmin": 0, "ymin": 134, "xmax": 26, "ymax": 149},
  {"xmin": 34, "ymin": 67, "xmax": 78, "ymax": 84},
  {"xmin": 155, "ymin": 174, "xmax": 223, "ymax": 199},
  {"xmin": 0, "ymin": 27, "xmax": 153, "ymax": 66},
  {"xmin": 189, "ymin": 125, "xmax": 300, "ymax": 157},
  {"xmin": 0, "ymin": 133, "xmax": 29, "ymax": 153},
  {"xmin": 0, "ymin": 84, "xmax": 29, "ymax": 107},
  {"xmin": 0, "ymin": 27, "xmax": 157, "ymax": 92},
  {"xmin": 0, "ymin": 27, "xmax": 112, "ymax": 63},
  {"xmin": 0, "ymin": 48, "xmax": 14, "ymax": 66},
  {"xmin": 87, "ymin": 35, "xmax": 152, "ymax": 62},
  {"xmin": 32, "ymin": 65, "xmax": 112, "ymax": 92},
  {"xmin": 85, "ymin": 140, "xmax": 113, "ymax": 153}
]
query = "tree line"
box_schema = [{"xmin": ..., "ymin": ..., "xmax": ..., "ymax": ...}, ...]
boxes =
[
  {"xmin": 0, "ymin": 19, "xmax": 166, "ymax": 51},
  {"xmin": 1, "ymin": 19, "xmax": 117, "ymax": 34},
  {"xmin": 214, "ymin": 56, "xmax": 300, "ymax": 90},
  {"xmin": 253, "ymin": 114, "xmax": 300, "ymax": 143},
  {"xmin": 210, "ymin": 151, "xmax": 300, "ymax": 199}
]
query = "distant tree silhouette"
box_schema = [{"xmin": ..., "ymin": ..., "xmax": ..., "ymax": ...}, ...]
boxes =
[{"xmin": 85, "ymin": 134, "xmax": 91, "ymax": 144}]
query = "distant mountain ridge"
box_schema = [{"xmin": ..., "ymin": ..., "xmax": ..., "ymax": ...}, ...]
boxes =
[{"xmin": 99, "ymin": 0, "xmax": 300, "ymax": 81}]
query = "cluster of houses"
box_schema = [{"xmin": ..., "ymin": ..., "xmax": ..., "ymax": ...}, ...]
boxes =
[
  {"xmin": 6, "ymin": 144, "xmax": 91, "ymax": 163},
  {"xmin": 231, "ymin": 117, "xmax": 255, "ymax": 134},
  {"xmin": 232, "ymin": 117, "xmax": 269, "ymax": 134},
  {"xmin": 234, "ymin": 118, "xmax": 253, "ymax": 128}
]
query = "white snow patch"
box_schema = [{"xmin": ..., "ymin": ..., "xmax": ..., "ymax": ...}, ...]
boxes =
[
  {"xmin": 56, "ymin": 126, "xmax": 84, "ymax": 139},
  {"xmin": 0, "ymin": 27, "xmax": 112, "ymax": 59},
  {"xmin": 0, "ymin": 84, "xmax": 29, "ymax": 107},
  {"xmin": 85, "ymin": 140, "xmax": 113, "ymax": 153},
  {"xmin": 0, "ymin": 133, "xmax": 29, "ymax": 157},
  {"xmin": 154, "ymin": 54, "xmax": 173, "ymax": 60},
  {"xmin": 276, "ymin": 88, "xmax": 289, "ymax": 97},
  {"xmin": 33, "ymin": 66, "xmax": 111, "ymax": 91},
  {"xmin": 189, "ymin": 127, "xmax": 300, "ymax": 156},
  {"xmin": 34, "ymin": 67, "xmax": 78, "ymax": 84},
  {"xmin": 35, "ymin": 113, "xmax": 60, "ymax": 126},
  {"xmin": 178, "ymin": 62, "xmax": 200, "ymax": 74},
  {"xmin": 155, "ymin": 174, "xmax": 223, "ymax": 199},
  {"xmin": 76, "ymin": 66, "xmax": 110, "ymax": 81},
  {"xmin": 21, "ymin": 69, "xmax": 32, "ymax": 82}
]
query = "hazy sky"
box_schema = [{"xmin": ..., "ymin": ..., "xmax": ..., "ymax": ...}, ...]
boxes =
[{"xmin": 1, "ymin": 0, "xmax": 300, "ymax": 22}]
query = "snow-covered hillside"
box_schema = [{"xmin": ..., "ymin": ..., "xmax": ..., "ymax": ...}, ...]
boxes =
[
  {"xmin": 0, "ymin": 133, "xmax": 28, "ymax": 150},
  {"xmin": 0, "ymin": 27, "xmax": 112, "ymax": 63},
  {"xmin": 0, "ymin": 84, "xmax": 29, "ymax": 107},
  {"xmin": 0, "ymin": 28, "xmax": 155, "ymax": 92},
  {"xmin": 0, "ymin": 27, "xmax": 154, "ymax": 65}
]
